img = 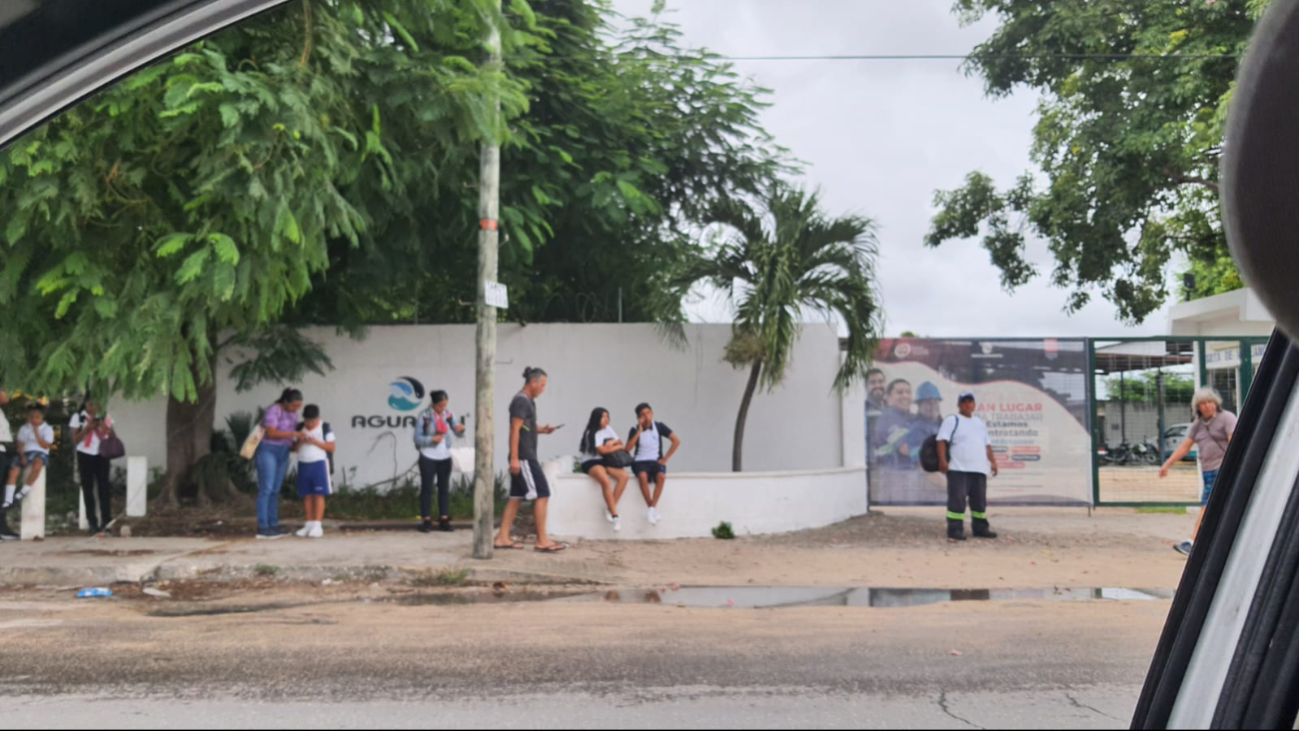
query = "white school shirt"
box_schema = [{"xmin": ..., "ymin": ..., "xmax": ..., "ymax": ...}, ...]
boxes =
[
  {"xmin": 583, "ymin": 426, "xmax": 619, "ymax": 462},
  {"xmin": 634, "ymin": 427, "xmax": 661, "ymax": 463},
  {"xmin": 937, "ymin": 414, "xmax": 992, "ymax": 476},
  {"xmin": 0, "ymin": 414, "xmax": 11, "ymax": 452},
  {"xmin": 17, "ymin": 423, "xmax": 55, "ymax": 456},
  {"xmin": 69, "ymin": 412, "xmax": 113, "ymax": 456},
  {"xmin": 297, "ymin": 424, "xmax": 335, "ymax": 464}
]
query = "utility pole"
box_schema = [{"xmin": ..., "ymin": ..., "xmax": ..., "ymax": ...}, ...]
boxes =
[{"xmin": 473, "ymin": 1, "xmax": 502, "ymax": 560}]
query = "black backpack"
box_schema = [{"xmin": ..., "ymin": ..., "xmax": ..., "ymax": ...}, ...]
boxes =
[{"xmin": 920, "ymin": 416, "xmax": 960, "ymax": 473}]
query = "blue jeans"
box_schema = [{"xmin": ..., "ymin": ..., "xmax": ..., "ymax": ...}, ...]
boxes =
[
  {"xmin": 255, "ymin": 442, "xmax": 291, "ymax": 532},
  {"xmin": 1202, "ymin": 469, "xmax": 1220, "ymax": 506}
]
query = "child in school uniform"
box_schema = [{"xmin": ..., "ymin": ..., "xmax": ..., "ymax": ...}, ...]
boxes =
[
  {"xmin": 293, "ymin": 405, "xmax": 336, "ymax": 539},
  {"xmin": 4, "ymin": 403, "xmax": 54, "ymax": 513}
]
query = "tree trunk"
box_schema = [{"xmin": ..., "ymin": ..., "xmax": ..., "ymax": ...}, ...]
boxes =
[
  {"xmin": 157, "ymin": 354, "xmax": 219, "ymax": 509},
  {"xmin": 733, "ymin": 360, "xmax": 763, "ymax": 472}
]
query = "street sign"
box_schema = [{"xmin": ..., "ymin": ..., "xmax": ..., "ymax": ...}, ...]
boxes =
[{"xmin": 485, "ymin": 281, "xmax": 509, "ymax": 310}]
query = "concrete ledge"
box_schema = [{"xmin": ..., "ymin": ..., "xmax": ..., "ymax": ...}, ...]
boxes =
[{"xmin": 547, "ymin": 466, "xmax": 869, "ymax": 541}]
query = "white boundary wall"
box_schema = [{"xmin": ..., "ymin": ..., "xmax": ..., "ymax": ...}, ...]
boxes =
[
  {"xmin": 547, "ymin": 466, "xmax": 868, "ymax": 540},
  {"xmin": 109, "ymin": 323, "xmax": 868, "ymax": 490}
]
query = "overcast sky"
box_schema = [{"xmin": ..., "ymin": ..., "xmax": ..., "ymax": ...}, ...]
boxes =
[{"xmin": 614, "ymin": 0, "xmax": 1173, "ymax": 339}]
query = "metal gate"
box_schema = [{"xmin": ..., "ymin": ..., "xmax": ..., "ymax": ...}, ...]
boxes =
[{"xmin": 1090, "ymin": 337, "xmax": 1269, "ymax": 506}]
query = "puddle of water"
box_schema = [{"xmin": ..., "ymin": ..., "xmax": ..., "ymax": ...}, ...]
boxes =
[
  {"xmin": 554, "ymin": 586, "xmax": 1175, "ymax": 609},
  {"xmin": 146, "ymin": 586, "xmax": 1174, "ymax": 616}
]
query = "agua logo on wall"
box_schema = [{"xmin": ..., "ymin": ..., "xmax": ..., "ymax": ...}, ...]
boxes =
[
  {"xmin": 388, "ymin": 376, "xmax": 425, "ymax": 412},
  {"xmin": 351, "ymin": 377, "xmax": 425, "ymax": 429}
]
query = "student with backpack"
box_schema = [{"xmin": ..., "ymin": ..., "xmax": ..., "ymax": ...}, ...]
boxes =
[
  {"xmin": 293, "ymin": 404, "xmax": 335, "ymax": 539},
  {"xmin": 933, "ymin": 393, "xmax": 999, "ymax": 542},
  {"xmin": 626, "ymin": 403, "xmax": 680, "ymax": 526}
]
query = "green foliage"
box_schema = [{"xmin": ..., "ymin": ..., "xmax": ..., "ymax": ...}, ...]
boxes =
[
  {"xmin": 436, "ymin": 569, "xmax": 470, "ymax": 587},
  {"xmin": 295, "ymin": 0, "xmax": 789, "ymax": 327},
  {"xmin": 1183, "ymin": 252, "xmax": 1245, "ymax": 302},
  {"xmin": 0, "ymin": 0, "xmax": 529, "ymax": 400},
  {"xmin": 927, "ymin": 0, "xmax": 1264, "ymax": 323},
  {"xmin": 668, "ymin": 186, "xmax": 881, "ymax": 469},
  {"xmin": 712, "ymin": 521, "xmax": 735, "ymax": 540},
  {"xmin": 254, "ymin": 564, "xmax": 280, "ymax": 577},
  {"xmin": 675, "ymin": 186, "xmax": 883, "ymax": 393},
  {"xmin": 326, "ymin": 472, "xmax": 509, "ymax": 521},
  {"xmin": 1105, "ymin": 371, "xmax": 1195, "ymax": 405}
]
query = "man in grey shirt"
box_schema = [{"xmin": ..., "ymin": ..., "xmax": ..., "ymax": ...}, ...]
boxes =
[
  {"xmin": 1160, "ymin": 388, "xmax": 1238, "ymax": 556},
  {"xmin": 496, "ymin": 367, "xmax": 566, "ymax": 554}
]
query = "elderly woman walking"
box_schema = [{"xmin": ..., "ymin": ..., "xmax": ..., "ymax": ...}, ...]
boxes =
[{"xmin": 1160, "ymin": 388, "xmax": 1238, "ymax": 557}]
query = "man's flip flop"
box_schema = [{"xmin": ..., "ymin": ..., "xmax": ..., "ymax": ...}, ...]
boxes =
[
  {"xmin": 494, "ymin": 542, "xmax": 525, "ymax": 550},
  {"xmin": 534, "ymin": 544, "xmax": 568, "ymax": 554}
]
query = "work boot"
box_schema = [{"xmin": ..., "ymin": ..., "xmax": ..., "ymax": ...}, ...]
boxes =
[
  {"xmin": 947, "ymin": 519, "xmax": 966, "ymax": 542},
  {"xmin": 972, "ymin": 517, "xmax": 997, "ymax": 540}
]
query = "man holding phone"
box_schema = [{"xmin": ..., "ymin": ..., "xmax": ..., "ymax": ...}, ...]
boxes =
[{"xmin": 497, "ymin": 366, "xmax": 566, "ymax": 554}]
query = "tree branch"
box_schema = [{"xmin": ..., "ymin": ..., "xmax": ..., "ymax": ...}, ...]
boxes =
[{"xmin": 1164, "ymin": 168, "xmax": 1220, "ymax": 195}]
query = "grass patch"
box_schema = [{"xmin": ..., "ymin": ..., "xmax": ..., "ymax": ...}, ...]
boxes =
[
  {"xmin": 1135, "ymin": 506, "xmax": 1191, "ymax": 515},
  {"xmin": 712, "ymin": 521, "xmax": 736, "ymax": 540},
  {"xmin": 411, "ymin": 569, "xmax": 470, "ymax": 588},
  {"xmin": 327, "ymin": 473, "xmax": 510, "ymax": 522},
  {"xmin": 254, "ymin": 564, "xmax": 280, "ymax": 577}
]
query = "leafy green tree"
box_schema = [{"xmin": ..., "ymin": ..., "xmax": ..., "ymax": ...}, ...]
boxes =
[
  {"xmin": 0, "ymin": 0, "xmax": 789, "ymax": 505},
  {"xmin": 672, "ymin": 187, "xmax": 882, "ymax": 471},
  {"xmin": 0, "ymin": 0, "xmax": 529, "ymax": 506},
  {"xmin": 1106, "ymin": 371, "xmax": 1195, "ymax": 405},
  {"xmin": 293, "ymin": 0, "xmax": 788, "ymax": 328},
  {"xmin": 926, "ymin": 0, "xmax": 1270, "ymax": 323}
]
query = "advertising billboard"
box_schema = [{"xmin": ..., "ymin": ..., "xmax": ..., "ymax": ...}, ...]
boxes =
[{"xmin": 867, "ymin": 338, "xmax": 1093, "ymax": 506}]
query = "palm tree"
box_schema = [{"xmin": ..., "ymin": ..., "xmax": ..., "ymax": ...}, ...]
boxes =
[{"xmin": 676, "ymin": 186, "xmax": 883, "ymax": 472}]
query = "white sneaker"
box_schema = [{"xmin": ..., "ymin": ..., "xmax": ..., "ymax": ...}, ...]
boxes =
[
  {"xmin": 605, "ymin": 509, "xmax": 615, "ymax": 524},
  {"xmin": 308, "ymin": 523, "xmax": 324, "ymax": 539},
  {"xmin": 613, "ymin": 516, "xmax": 622, "ymax": 533},
  {"xmin": 648, "ymin": 507, "xmax": 660, "ymax": 525},
  {"xmin": 296, "ymin": 525, "xmax": 311, "ymax": 538}
]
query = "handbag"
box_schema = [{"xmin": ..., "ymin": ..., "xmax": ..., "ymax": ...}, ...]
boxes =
[
  {"xmin": 450, "ymin": 447, "xmax": 475, "ymax": 474},
  {"xmin": 603, "ymin": 449, "xmax": 634, "ymax": 469},
  {"xmin": 239, "ymin": 425, "xmax": 265, "ymax": 460},
  {"xmin": 99, "ymin": 434, "xmax": 126, "ymax": 461}
]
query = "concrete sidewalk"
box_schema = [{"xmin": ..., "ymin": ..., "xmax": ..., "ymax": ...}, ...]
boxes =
[{"xmin": 0, "ymin": 507, "xmax": 1197, "ymax": 591}]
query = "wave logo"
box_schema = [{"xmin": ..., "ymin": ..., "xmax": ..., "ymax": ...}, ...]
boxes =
[{"xmin": 388, "ymin": 376, "xmax": 426, "ymax": 412}]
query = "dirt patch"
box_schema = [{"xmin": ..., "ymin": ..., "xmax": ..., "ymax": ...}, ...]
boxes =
[
  {"xmin": 125, "ymin": 506, "xmax": 266, "ymax": 538},
  {"xmin": 567, "ymin": 510, "xmax": 1194, "ymax": 591}
]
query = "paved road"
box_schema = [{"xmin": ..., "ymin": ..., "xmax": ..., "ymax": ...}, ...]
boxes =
[
  {"xmin": 0, "ymin": 586, "xmax": 1164, "ymax": 729},
  {"xmin": 2, "ymin": 687, "xmax": 1137, "ymax": 729}
]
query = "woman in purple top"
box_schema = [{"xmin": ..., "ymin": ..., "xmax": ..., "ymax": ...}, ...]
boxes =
[{"xmin": 255, "ymin": 388, "xmax": 305, "ymax": 540}]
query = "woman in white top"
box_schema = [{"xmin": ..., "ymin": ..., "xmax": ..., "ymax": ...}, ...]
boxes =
[
  {"xmin": 413, "ymin": 390, "xmax": 465, "ymax": 533},
  {"xmin": 579, "ymin": 407, "xmax": 629, "ymax": 532},
  {"xmin": 70, "ymin": 398, "xmax": 115, "ymax": 536}
]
